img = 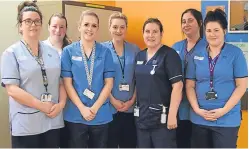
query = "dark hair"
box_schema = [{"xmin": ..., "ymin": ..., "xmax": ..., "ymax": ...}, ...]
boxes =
[
  {"xmin": 143, "ymin": 18, "xmax": 163, "ymax": 33},
  {"xmin": 181, "ymin": 8, "xmax": 203, "ymax": 38},
  {"xmin": 48, "ymin": 13, "xmax": 72, "ymax": 48},
  {"xmin": 17, "ymin": 1, "xmax": 42, "ymax": 28},
  {"xmin": 204, "ymin": 8, "xmax": 227, "ymax": 30}
]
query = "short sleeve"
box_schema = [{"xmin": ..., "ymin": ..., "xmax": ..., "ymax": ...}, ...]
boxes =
[
  {"xmin": 1, "ymin": 49, "xmax": 20, "ymax": 87},
  {"xmin": 134, "ymin": 45, "xmax": 141, "ymax": 55},
  {"xmin": 172, "ymin": 43, "xmax": 178, "ymax": 51},
  {"xmin": 185, "ymin": 54, "xmax": 196, "ymax": 80},
  {"xmin": 61, "ymin": 47, "xmax": 73, "ymax": 78},
  {"xmin": 104, "ymin": 48, "xmax": 115, "ymax": 78},
  {"xmin": 165, "ymin": 49, "xmax": 183, "ymax": 84},
  {"xmin": 233, "ymin": 49, "xmax": 248, "ymax": 78}
]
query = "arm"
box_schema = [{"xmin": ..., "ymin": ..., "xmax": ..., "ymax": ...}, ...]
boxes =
[
  {"xmin": 46, "ymin": 80, "xmax": 67, "ymax": 118},
  {"xmin": 1, "ymin": 49, "xmax": 52, "ymax": 114},
  {"xmin": 209, "ymin": 48, "xmax": 248, "ymax": 118},
  {"xmin": 223, "ymin": 78, "xmax": 247, "ymax": 113},
  {"xmin": 186, "ymin": 79, "xmax": 199, "ymax": 112},
  {"xmin": 5, "ymin": 84, "xmax": 53, "ymax": 114},
  {"xmin": 60, "ymin": 47, "xmax": 94, "ymax": 121},
  {"xmin": 168, "ymin": 81, "xmax": 183, "ymax": 118},
  {"xmin": 185, "ymin": 53, "xmax": 212, "ymax": 121},
  {"xmin": 63, "ymin": 78, "xmax": 95, "ymax": 121},
  {"xmin": 119, "ymin": 87, "xmax": 136, "ymax": 112},
  {"xmin": 209, "ymin": 77, "xmax": 248, "ymax": 118},
  {"xmin": 91, "ymin": 78, "xmax": 113, "ymax": 114},
  {"xmin": 110, "ymin": 93, "xmax": 124, "ymax": 111}
]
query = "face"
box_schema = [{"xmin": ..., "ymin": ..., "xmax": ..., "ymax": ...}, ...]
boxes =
[
  {"xmin": 78, "ymin": 15, "xmax": 99, "ymax": 42},
  {"xmin": 48, "ymin": 16, "xmax": 67, "ymax": 42},
  {"xmin": 205, "ymin": 21, "xmax": 225, "ymax": 47},
  {"xmin": 109, "ymin": 18, "xmax": 127, "ymax": 41},
  {"xmin": 19, "ymin": 11, "xmax": 42, "ymax": 39},
  {"xmin": 143, "ymin": 23, "xmax": 162, "ymax": 48},
  {"xmin": 181, "ymin": 12, "xmax": 200, "ymax": 37}
]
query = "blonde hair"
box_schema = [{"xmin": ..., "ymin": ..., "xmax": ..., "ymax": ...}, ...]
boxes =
[
  {"xmin": 109, "ymin": 12, "xmax": 128, "ymax": 27},
  {"xmin": 78, "ymin": 10, "xmax": 99, "ymax": 26}
]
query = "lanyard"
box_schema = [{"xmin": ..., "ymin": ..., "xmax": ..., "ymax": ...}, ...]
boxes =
[
  {"xmin": 184, "ymin": 38, "xmax": 201, "ymax": 68},
  {"xmin": 208, "ymin": 53, "xmax": 220, "ymax": 90},
  {"xmin": 21, "ymin": 40, "xmax": 49, "ymax": 92},
  {"xmin": 111, "ymin": 42, "xmax": 125, "ymax": 81},
  {"xmin": 80, "ymin": 41, "xmax": 95, "ymax": 89},
  {"xmin": 207, "ymin": 43, "xmax": 225, "ymax": 90}
]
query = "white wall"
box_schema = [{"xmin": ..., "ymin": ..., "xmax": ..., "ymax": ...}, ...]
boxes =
[{"xmin": 0, "ymin": 1, "xmax": 62, "ymax": 147}]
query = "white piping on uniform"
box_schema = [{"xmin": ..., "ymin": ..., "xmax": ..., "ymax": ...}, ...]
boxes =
[{"xmin": 169, "ymin": 75, "xmax": 182, "ymax": 80}]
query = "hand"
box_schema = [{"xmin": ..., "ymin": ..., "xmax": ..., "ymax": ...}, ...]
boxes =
[
  {"xmin": 111, "ymin": 99, "xmax": 125, "ymax": 111},
  {"xmin": 119, "ymin": 100, "xmax": 134, "ymax": 112},
  {"xmin": 196, "ymin": 108, "xmax": 217, "ymax": 121},
  {"xmin": 46, "ymin": 103, "xmax": 63, "ymax": 118},
  {"xmin": 167, "ymin": 113, "xmax": 177, "ymax": 130},
  {"xmin": 207, "ymin": 108, "xmax": 226, "ymax": 119},
  {"xmin": 90, "ymin": 106, "xmax": 98, "ymax": 115},
  {"xmin": 40, "ymin": 101, "xmax": 54, "ymax": 114},
  {"xmin": 79, "ymin": 106, "xmax": 96, "ymax": 121}
]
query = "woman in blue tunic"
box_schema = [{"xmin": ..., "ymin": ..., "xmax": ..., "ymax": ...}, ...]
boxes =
[
  {"xmin": 102, "ymin": 12, "xmax": 140, "ymax": 148},
  {"xmin": 61, "ymin": 10, "xmax": 115, "ymax": 148},
  {"xmin": 172, "ymin": 8, "xmax": 206, "ymax": 148},
  {"xmin": 186, "ymin": 9, "xmax": 248, "ymax": 148}
]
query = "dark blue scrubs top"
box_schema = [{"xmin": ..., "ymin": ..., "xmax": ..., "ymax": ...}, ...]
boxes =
[{"xmin": 135, "ymin": 45, "xmax": 183, "ymax": 129}]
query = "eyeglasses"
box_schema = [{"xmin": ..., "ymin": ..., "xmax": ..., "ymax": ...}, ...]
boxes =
[{"xmin": 22, "ymin": 19, "xmax": 42, "ymax": 26}]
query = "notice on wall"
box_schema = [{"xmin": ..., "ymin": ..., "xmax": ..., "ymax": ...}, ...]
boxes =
[{"xmin": 228, "ymin": 42, "xmax": 248, "ymax": 63}]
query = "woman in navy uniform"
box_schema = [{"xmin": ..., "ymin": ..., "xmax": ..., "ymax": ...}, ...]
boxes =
[
  {"xmin": 186, "ymin": 9, "xmax": 248, "ymax": 148},
  {"xmin": 135, "ymin": 18, "xmax": 183, "ymax": 148},
  {"xmin": 172, "ymin": 9, "xmax": 206, "ymax": 148}
]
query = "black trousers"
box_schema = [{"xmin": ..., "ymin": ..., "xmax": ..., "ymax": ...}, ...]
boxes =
[
  {"xmin": 191, "ymin": 123, "xmax": 240, "ymax": 148},
  {"xmin": 11, "ymin": 129, "xmax": 60, "ymax": 148},
  {"xmin": 107, "ymin": 112, "xmax": 137, "ymax": 148},
  {"xmin": 65, "ymin": 121, "xmax": 109, "ymax": 148},
  {"xmin": 176, "ymin": 120, "xmax": 192, "ymax": 148},
  {"xmin": 59, "ymin": 123, "xmax": 69, "ymax": 148},
  {"xmin": 137, "ymin": 127, "xmax": 177, "ymax": 148}
]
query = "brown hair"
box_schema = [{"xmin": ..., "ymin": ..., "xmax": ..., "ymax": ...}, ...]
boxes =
[
  {"xmin": 48, "ymin": 13, "xmax": 72, "ymax": 48},
  {"xmin": 78, "ymin": 10, "xmax": 99, "ymax": 27},
  {"xmin": 109, "ymin": 12, "xmax": 128, "ymax": 27},
  {"xmin": 143, "ymin": 18, "xmax": 163, "ymax": 33},
  {"xmin": 17, "ymin": 1, "xmax": 42, "ymax": 33}
]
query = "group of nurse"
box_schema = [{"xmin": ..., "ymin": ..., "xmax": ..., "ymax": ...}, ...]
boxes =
[{"xmin": 1, "ymin": 0, "xmax": 247, "ymax": 148}]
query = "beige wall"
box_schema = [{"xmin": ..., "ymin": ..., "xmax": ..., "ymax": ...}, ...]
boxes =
[{"xmin": 0, "ymin": 1, "xmax": 21, "ymax": 147}]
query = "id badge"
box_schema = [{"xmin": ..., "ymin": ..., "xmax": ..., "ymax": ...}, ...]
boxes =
[
  {"xmin": 41, "ymin": 93, "xmax": 52, "ymax": 102},
  {"xmin": 205, "ymin": 90, "xmax": 218, "ymax": 100},
  {"xmin": 119, "ymin": 83, "xmax": 129, "ymax": 92},
  {"xmin": 134, "ymin": 106, "xmax": 139, "ymax": 117},
  {"xmin": 83, "ymin": 88, "xmax": 95, "ymax": 100}
]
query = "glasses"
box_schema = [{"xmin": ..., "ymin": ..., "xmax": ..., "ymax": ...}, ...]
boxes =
[{"xmin": 22, "ymin": 19, "xmax": 42, "ymax": 26}]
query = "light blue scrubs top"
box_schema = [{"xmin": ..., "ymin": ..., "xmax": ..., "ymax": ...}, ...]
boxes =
[
  {"xmin": 101, "ymin": 41, "xmax": 140, "ymax": 114},
  {"xmin": 1, "ymin": 41, "xmax": 64, "ymax": 136},
  {"xmin": 186, "ymin": 43, "xmax": 248, "ymax": 127},
  {"xmin": 172, "ymin": 38, "xmax": 207, "ymax": 120},
  {"xmin": 61, "ymin": 41, "xmax": 115, "ymax": 125}
]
